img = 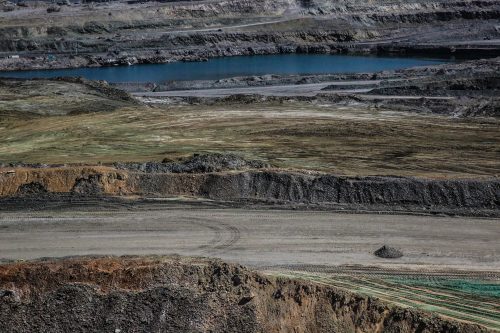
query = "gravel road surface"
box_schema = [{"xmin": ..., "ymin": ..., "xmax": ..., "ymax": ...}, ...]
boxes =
[{"xmin": 1, "ymin": 208, "xmax": 498, "ymax": 272}]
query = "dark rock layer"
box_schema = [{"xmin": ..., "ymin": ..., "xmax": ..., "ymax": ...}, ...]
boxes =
[{"xmin": 134, "ymin": 171, "xmax": 500, "ymax": 210}]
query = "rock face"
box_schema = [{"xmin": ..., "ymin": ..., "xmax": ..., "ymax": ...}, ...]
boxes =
[
  {"xmin": 0, "ymin": 256, "xmax": 490, "ymax": 332},
  {"xmin": 0, "ymin": 0, "xmax": 499, "ymax": 71},
  {"xmin": 1, "ymin": 155, "xmax": 499, "ymax": 213},
  {"xmin": 133, "ymin": 170, "xmax": 500, "ymax": 210}
]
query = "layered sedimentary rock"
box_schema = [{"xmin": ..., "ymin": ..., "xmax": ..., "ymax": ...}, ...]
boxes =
[
  {"xmin": 1, "ymin": 156, "xmax": 498, "ymax": 212},
  {"xmin": 1, "ymin": 0, "xmax": 499, "ymax": 70}
]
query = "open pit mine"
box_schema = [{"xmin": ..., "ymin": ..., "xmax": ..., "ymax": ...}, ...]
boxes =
[{"xmin": 0, "ymin": 0, "xmax": 499, "ymax": 332}]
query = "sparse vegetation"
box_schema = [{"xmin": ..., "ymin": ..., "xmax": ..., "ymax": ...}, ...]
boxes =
[
  {"xmin": 277, "ymin": 270, "xmax": 500, "ymax": 331},
  {"xmin": 0, "ymin": 0, "xmax": 498, "ymax": 329},
  {"xmin": 1, "ymin": 97, "xmax": 498, "ymax": 178}
]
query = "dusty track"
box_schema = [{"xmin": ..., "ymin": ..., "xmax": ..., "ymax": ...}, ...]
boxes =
[
  {"xmin": 135, "ymin": 81, "xmax": 374, "ymax": 97},
  {"xmin": 2, "ymin": 206, "xmax": 498, "ymax": 329},
  {"xmin": 1, "ymin": 207, "xmax": 498, "ymax": 272}
]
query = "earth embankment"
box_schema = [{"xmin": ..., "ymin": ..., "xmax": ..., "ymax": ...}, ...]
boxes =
[{"xmin": 0, "ymin": 256, "xmax": 491, "ymax": 333}]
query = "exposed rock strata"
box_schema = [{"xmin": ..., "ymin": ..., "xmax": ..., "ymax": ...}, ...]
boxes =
[
  {"xmin": 1, "ymin": 159, "xmax": 498, "ymax": 212},
  {"xmin": 132, "ymin": 171, "xmax": 500, "ymax": 209},
  {"xmin": 0, "ymin": 0, "xmax": 499, "ymax": 70}
]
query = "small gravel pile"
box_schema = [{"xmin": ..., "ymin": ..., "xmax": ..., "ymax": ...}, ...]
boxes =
[
  {"xmin": 16, "ymin": 182, "xmax": 48, "ymax": 196},
  {"xmin": 114, "ymin": 153, "xmax": 270, "ymax": 173},
  {"xmin": 374, "ymin": 245, "xmax": 403, "ymax": 259}
]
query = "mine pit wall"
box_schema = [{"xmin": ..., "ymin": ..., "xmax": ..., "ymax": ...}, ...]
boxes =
[
  {"xmin": 2, "ymin": 31, "xmax": 499, "ymax": 63},
  {"xmin": 1, "ymin": 167, "xmax": 498, "ymax": 210},
  {"xmin": 0, "ymin": 257, "xmax": 490, "ymax": 333},
  {"xmin": 1, "ymin": 0, "xmax": 499, "ymax": 70},
  {"xmin": 133, "ymin": 171, "xmax": 500, "ymax": 208}
]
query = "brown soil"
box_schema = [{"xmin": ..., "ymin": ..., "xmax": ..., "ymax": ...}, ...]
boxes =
[
  {"xmin": 0, "ymin": 256, "xmax": 490, "ymax": 332},
  {"xmin": 0, "ymin": 166, "xmax": 129, "ymax": 197}
]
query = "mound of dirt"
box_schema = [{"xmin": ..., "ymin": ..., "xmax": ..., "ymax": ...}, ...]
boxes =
[
  {"xmin": 55, "ymin": 77, "xmax": 137, "ymax": 104},
  {"xmin": 15, "ymin": 182, "xmax": 48, "ymax": 196},
  {"xmin": 374, "ymin": 245, "xmax": 404, "ymax": 259},
  {"xmin": 0, "ymin": 77, "xmax": 138, "ymax": 117},
  {"xmin": 0, "ymin": 256, "xmax": 488, "ymax": 333},
  {"xmin": 115, "ymin": 153, "xmax": 270, "ymax": 173},
  {"xmin": 71, "ymin": 174, "xmax": 104, "ymax": 196}
]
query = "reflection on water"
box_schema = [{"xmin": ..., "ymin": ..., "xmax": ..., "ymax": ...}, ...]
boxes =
[{"xmin": 0, "ymin": 54, "xmax": 448, "ymax": 83}]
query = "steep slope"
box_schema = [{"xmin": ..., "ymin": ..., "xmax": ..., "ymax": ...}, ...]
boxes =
[{"xmin": 0, "ymin": 256, "xmax": 491, "ymax": 332}]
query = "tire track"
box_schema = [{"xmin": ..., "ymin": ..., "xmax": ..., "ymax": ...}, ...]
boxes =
[{"xmin": 184, "ymin": 217, "xmax": 241, "ymax": 255}]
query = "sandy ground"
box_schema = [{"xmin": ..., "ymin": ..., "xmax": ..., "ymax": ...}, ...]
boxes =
[
  {"xmin": 135, "ymin": 87, "xmax": 456, "ymax": 98},
  {"xmin": 3, "ymin": 98, "xmax": 498, "ymax": 177},
  {"xmin": 135, "ymin": 82, "xmax": 375, "ymax": 97},
  {"xmin": 1, "ymin": 207, "xmax": 498, "ymax": 272}
]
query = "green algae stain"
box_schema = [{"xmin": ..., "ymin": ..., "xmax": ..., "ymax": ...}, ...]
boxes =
[{"xmin": 384, "ymin": 277, "xmax": 500, "ymax": 299}]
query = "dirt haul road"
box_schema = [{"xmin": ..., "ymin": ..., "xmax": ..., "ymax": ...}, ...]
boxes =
[{"xmin": 0, "ymin": 207, "xmax": 498, "ymax": 272}]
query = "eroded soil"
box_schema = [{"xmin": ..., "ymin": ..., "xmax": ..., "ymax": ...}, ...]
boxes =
[{"xmin": 0, "ymin": 256, "xmax": 495, "ymax": 332}]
